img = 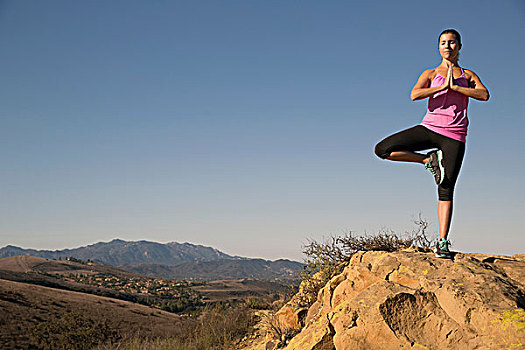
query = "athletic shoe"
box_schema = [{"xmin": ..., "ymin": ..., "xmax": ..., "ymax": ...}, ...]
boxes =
[
  {"xmin": 434, "ymin": 238, "xmax": 452, "ymax": 258},
  {"xmin": 425, "ymin": 150, "xmax": 445, "ymax": 185}
]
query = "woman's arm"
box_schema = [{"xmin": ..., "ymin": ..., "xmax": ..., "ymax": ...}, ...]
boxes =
[
  {"xmin": 450, "ymin": 69, "xmax": 490, "ymax": 101},
  {"xmin": 410, "ymin": 68, "xmax": 450, "ymax": 101}
]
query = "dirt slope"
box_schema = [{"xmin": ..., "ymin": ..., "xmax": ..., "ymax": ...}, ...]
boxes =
[{"xmin": 0, "ymin": 278, "xmax": 191, "ymax": 349}]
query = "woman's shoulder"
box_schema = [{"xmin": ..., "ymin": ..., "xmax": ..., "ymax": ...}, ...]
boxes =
[
  {"xmin": 462, "ymin": 68, "xmax": 480, "ymax": 79},
  {"xmin": 421, "ymin": 67, "xmax": 438, "ymax": 80}
]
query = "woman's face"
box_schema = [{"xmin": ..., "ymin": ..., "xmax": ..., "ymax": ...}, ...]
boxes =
[{"xmin": 439, "ymin": 33, "xmax": 461, "ymax": 61}]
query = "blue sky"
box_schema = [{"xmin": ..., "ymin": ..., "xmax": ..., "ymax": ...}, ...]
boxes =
[{"xmin": 0, "ymin": 0, "xmax": 524, "ymax": 260}]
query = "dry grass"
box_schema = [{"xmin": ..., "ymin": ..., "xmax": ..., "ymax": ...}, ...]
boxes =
[{"xmin": 96, "ymin": 303, "xmax": 256, "ymax": 350}]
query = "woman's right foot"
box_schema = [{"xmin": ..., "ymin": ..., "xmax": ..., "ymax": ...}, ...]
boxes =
[
  {"xmin": 425, "ymin": 150, "xmax": 444, "ymax": 185},
  {"xmin": 434, "ymin": 238, "xmax": 452, "ymax": 258}
]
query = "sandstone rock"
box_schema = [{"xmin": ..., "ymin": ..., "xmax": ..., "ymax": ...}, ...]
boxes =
[
  {"xmin": 275, "ymin": 250, "xmax": 525, "ymax": 350},
  {"xmin": 275, "ymin": 305, "xmax": 308, "ymax": 331}
]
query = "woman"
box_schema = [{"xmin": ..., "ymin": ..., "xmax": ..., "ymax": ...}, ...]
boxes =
[{"xmin": 374, "ymin": 29, "xmax": 489, "ymax": 258}]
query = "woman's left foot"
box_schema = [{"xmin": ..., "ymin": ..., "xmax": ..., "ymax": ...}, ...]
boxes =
[{"xmin": 425, "ymin": 150, "xmax": 445, "ymax": 185}]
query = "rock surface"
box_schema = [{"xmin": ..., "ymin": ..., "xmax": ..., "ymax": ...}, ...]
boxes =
[{"xmin": 247, "ymin": 250, "xmax": 525, "ymax": 350}]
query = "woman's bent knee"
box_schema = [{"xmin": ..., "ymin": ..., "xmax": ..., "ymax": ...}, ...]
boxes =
[{"xmin": 374, "ymin": 141, "xmax": 390, "ymax": 159}]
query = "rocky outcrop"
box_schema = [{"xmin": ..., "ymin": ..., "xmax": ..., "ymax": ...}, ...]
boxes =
[{"xmin": 265, "ymin": 249, "xmax": 525, "ymax": 350}]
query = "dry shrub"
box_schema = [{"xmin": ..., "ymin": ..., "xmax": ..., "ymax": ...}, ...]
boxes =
[
  {"xmin": 299, "ymin": 217, "xmax": 434, "ymax": 307},
  {"xmin": 192, "ymin": 303, "xmax": 255, "ymax": 349},
  {"xmin": 297, "ymin": 235, "xmax": 346, "ymax": 307},
  {"xmin": 408, "ymin": 214, "xmax": 434, "ymax": 249},
  {"xmin": 261, "ymin": 312, "xmax": 300, "ymax": 348}
]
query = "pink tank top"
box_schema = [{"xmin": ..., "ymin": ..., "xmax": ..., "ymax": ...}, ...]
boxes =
[{"xmin": 421, "ymin": 68, "xmax": 469, "ymax": 142}]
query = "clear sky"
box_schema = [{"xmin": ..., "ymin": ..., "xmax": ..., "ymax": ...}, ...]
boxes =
[{"xmin": 1, "ymin": 0, "xmax": 524, "ymax": 261}]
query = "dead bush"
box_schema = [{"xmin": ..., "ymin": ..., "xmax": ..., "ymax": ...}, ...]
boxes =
[
  {"xmin": 261, "ymin": 312, "xmax": 300, "ymax": 348},
  {"xmin": 299, "ymin": 217, "xmax": 435, "ymax": 307}
]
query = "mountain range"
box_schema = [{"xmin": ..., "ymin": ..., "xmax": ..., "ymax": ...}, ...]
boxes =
[
  {"xmin": 0, "ymin": 239, "xmax": 232, "ymax": 265},
  {"xmin": 0, "ymin": 239, "xmax": 303, "ymax": 282}
]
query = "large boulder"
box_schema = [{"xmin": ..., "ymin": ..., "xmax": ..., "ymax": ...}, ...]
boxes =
[{"xmin": 272, "ymin": 250, "xmax": 525, "ymax": 350}]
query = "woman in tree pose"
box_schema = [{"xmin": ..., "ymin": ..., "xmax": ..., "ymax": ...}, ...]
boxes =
[{"xmin": 374, "ymin": 29, "xmax": 489, "ymax": 258}]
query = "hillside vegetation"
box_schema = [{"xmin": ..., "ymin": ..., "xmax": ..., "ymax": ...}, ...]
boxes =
[
  {"xmin": 0, "ymin": 256, "xmax": 204, "ymax": 313},
  {"xmin": 0, "ymin": 255, "xmax": 290, "ymax": 349}
]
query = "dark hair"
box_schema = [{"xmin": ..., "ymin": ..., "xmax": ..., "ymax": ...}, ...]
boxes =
[{"xmin": 439, "ymin": 29, "xmax": 461, "ymax": 45}]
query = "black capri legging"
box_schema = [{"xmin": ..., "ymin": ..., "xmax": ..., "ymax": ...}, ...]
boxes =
[{"xmin": 374, "ymin": 125, "xmax": 465, "ymax": 201}]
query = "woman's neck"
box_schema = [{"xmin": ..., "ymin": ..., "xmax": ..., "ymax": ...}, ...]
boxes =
[{"xmin": 441, "ymin": 58, "xmax": 459, "ymax": 67}]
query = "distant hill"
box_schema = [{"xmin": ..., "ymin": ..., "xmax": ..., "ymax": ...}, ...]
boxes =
[
  {"xmin": 0, "ymin": 239, "xmax": 232, "ymax": 266},
  {"xmin": 0, "ymin": 255, "xmax": 201, "ymax": 310},
  {"xmin": 0, "ymin": 255, "xmax": 288, "ymax": 306},
  {"xmin": 0, "ymin": 255, "xmax": 139, "ymax": 277},
  {"xmin": 122, "ymin": 258, "xmax": 303, "ymax": 282},
  {"xmin": 0, "ymin": 239, "xmax": 304, "ymax": 282}
]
